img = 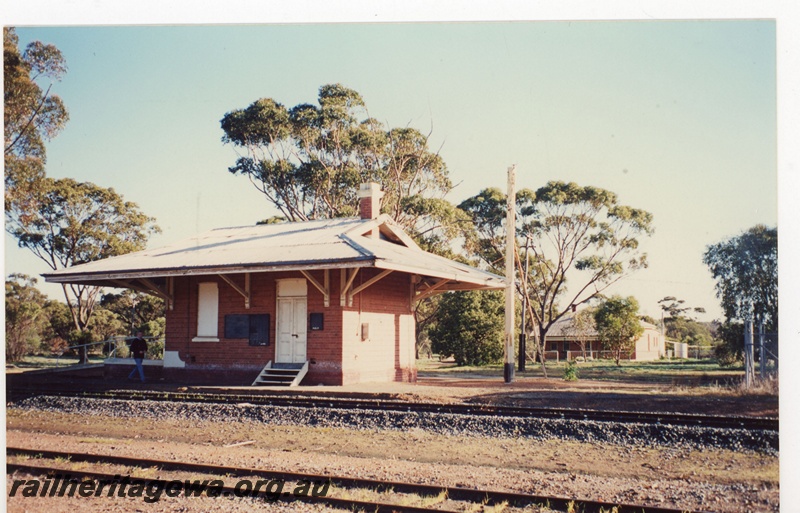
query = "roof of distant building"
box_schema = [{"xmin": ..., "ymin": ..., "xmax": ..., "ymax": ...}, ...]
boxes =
[{"xmin": 545, "ymin": 313, "xmax": 659, "ymax": 340}]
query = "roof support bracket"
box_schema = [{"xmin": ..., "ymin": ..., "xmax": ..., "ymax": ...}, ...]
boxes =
[
  {"xmin": 301, "ymin": 270, "xmax": 330, "ymax": 307},
  {"xmin": 219, "ymin": 273, "xmax": 250, "ymax": 309},
  {"xmin": 348, "ymin": 269, "xmax": 394, "ymax": 306},
  {"xmin": 415, "ymin": 278, "xmax": 451, "ymax": 302},
  {"xmin": 110, "ymin": 279, "xmax": 154, "ymax": 297},
  {"xmin": 139, "ymin": 278, "xmax": 175, "ymax": 310},
  {"xmin": 110, "ymin": 278, "xmax": 173, "ymax": 310},
  {"xmin": 340, "ymin": 268, "xmax": 360, "ymax": 306}
]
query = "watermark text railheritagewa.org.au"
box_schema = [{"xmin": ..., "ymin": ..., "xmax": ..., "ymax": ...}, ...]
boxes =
[{"xmin": 9, "ymin": 474, "xmax": 331, "ymax": 503}]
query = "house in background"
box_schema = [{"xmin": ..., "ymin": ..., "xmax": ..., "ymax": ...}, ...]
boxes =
[
  {"xmin": 44, "ymin": 183, "xmax": 505, "ymax": 386},
  {"xmin": 544, "ymin": 314, "xmax": 665, "ymax": 362}
]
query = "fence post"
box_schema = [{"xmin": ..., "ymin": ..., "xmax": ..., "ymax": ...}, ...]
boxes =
[{"xmin": 744, "ymin": 321, "xmax": 754, "ymax": 388}]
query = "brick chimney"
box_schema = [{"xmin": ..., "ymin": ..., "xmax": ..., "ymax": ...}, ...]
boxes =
[{"xmin": 357, "ymin": 182, "xmax": 383, "ymax": 220}]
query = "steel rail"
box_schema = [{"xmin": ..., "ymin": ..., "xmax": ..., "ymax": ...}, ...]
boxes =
[
  {"xmin": 7, "ymin": 447, "xmax": 709, "ymax": 513},
  {"xmin": 8, "ymin": 385, "xmax": 778, "ymax": 431}
]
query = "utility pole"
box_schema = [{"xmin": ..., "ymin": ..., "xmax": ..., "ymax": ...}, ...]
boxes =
[{"xmin": 504, "ymin": 165, "xmax": 516, "ymax": 384}]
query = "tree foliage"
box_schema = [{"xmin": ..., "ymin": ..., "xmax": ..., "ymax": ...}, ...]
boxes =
[
  {"xmin": 86, "ymin": 308, "xmax": 125, "ymax": 344},
  {"xmin": 703, "ymin": 225, "xmax": 777, "ymax": 330},
  {"xmin": 428, "ymin": 290, "xmax": 505, "ymax": 366},
  {"xmin": 5, "ymin": 274, "xmax": 48, "ymax": 362},
  {"xmin": 657, "ymin": 295, "xmax": 710, "ymax": 346},
  {"xmin": 222, "ymin": 84, "xmax": 475, "ymax": 345},
  {"xmin": 220, "ymin": 84, "xmax": 465, "ymax": 253},
  {"xmin": 7, "ymin": 177, "xmax": 160, "ymax": 354},
  {"xmin": 4, "ymin": 27, "xmax": 69, "ymax": 208},
  {"xmin": 658, "ymin": 296, "xmax": 706, "ymax": 320},
  {"xmin": 100, "ymin": 290, "xmax": 166, "ymax": 336},
  {"xmin": 593, "ymin": 295, "xmax": 644, "ymax": 365},
  {"xmin": 460, "ymin": 181, "xmax": 653, "ymax": 364},
  {"xmin": 41, "ymin": 298, "xmax": 73, "ymax": 350},
  {"xmin": 713, "ymin": 321, "xmax": 745, "ymax": 367},
  {"xmin": 663, "ymin": 317, "xmax": 713, "ymax": 346},
  {"xmin": 6, "ymin": 281, "xmax": 165, "ymax": 361}
]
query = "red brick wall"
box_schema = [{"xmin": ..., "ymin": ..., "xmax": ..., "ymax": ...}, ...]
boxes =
[
  {"xmin": 303, "ymin": 269, "xmax": 343, "ymax": 385},
  {"xmin": 164, "ymin": 268, "xmax": 417, "ymax": 386},
  {"xmin": 166, "ymin": 273, "xmax": 275, "ymax": 369},
  {"xmin": 359, "ymin": 197, "xmax": 374, "ymax": 220},
  {"xmin": 340, "ymin": 269, "xmax": 416, "ymax": 385}
]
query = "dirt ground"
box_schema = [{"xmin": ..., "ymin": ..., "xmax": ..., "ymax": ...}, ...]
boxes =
[
  {"xmin": 6, "ymin": 369, "xmax": 780, "ymax": 512},
  {"xmin": 6, "ymin": 405, "xmax": 779, "ymax": 513}
]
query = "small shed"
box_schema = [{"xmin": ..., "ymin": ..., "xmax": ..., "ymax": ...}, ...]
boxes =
[{"xmin": 44, "ymin": 184, "xmax": 505, "ymax": 385}]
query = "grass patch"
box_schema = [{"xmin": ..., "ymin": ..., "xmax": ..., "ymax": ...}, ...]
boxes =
[
  {"xmin": 7, "ymin": 354, "xmax": 107, "ymax": 370},
  {"xmin": 418, "ymin": 357, "xmax": 746, "ymax": 386}
]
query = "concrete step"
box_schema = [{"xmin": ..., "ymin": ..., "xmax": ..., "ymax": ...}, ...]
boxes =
[{"xmin": 251, "ymin": 360, "xmax": 308, "ymax": 387}]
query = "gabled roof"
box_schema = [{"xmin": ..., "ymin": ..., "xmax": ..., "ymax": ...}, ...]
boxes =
[
  {"xmin": 43, "ymin": 214, "xmax": 505, "ymax": 292},
  {"xmin": 545, "ymin": 314, "xmax": 659, "ymax": 340}
]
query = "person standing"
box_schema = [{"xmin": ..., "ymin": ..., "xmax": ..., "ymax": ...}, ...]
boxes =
[{"xmin": 127, "ymin": 331, "xmax": 148, "ymax": 383}]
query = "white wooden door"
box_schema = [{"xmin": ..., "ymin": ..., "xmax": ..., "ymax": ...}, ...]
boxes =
[{"xmin": 276, "ymin": 297, "xmax": 307, "ymax": 363}]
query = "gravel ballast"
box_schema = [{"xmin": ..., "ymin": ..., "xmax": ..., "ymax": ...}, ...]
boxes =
[{"xmin": 13, "ymin": 395, "xmax": 778, "ymax": 454}]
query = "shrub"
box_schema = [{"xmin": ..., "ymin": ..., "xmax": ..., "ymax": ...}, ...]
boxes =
[
  {"xmin": 147, "ymin": 338, "xmax": 164, "ymax": 360},
  {"xmin": 428, "ymin": 290, "xmax": 504, "ymax": 366},
  {"xmin": 563, "ymin": 360, "xmax": 579, "ymax": 381}
]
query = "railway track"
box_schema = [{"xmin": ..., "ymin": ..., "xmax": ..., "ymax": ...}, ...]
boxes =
[
  {"xmin": 7, "ymin": 447, "xmax": 709, "ymax": 513},
  {"xmin": 8, "ymin": 385, "xmax": 778, "ymax": 432}
]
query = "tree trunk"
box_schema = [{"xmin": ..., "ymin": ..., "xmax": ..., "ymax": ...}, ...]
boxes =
[
  {"xmin": 61, "ymin": 284, "xmax": 91, "ymax": 364},
  {"xmin": 537, "ymin": 326, "xmax": 548, "ymax": 378}
]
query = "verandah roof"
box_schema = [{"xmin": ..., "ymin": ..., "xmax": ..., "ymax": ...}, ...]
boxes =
[{"xmin": 43, "ymin": 215, "xmax": 505, "ymax": 295}]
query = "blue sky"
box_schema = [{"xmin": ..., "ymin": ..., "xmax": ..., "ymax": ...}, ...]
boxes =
[{"xmin": 3, "ymin": 17, "xmax": 781, "ymax": 323}]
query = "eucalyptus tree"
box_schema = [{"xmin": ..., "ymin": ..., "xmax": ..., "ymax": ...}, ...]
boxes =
[
  {"xmin": 703, "ymin": 225, "xmax": 777, "ymax": 366},
  {"xmin": 460, "ymin": 181, "xmax": 653, "ymax": 368},
  {"xmin": 658, "ymin": 296, "xmax": 706, "ymax": 321},
  {"xmin": 7, "ymin": 177, "xmax": 160, "ymax": 361},
  {"xmin": 5, "ymin": 274, "xmax": 49, "ymax": 362},
  {"xmin": 4, "ymin": 27, "xmax": 68, "ymax": 209},
  {"xmin": 219, "ymin": 84, "xmax": 468, "ymax": 251},
  {"xmin": 657, "ymin": 296, "xmax": 710, "ymax": 345},
  {"xmin": 703, "ymin": 224, "xmax": 777, "ymax": 330},
  {"xmin": 222, "ymin": 84, "xmax": 477, "ymax": 353}
]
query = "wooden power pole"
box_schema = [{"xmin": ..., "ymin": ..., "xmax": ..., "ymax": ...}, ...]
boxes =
[{"xmin": 504, "ymin": 165, "xmax": 516, "ymax": 384}]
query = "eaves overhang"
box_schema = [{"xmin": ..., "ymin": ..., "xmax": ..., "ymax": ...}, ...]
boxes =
[{"xmin": 43, "ymin": 256, "xmax": 376, "ymax": 285}]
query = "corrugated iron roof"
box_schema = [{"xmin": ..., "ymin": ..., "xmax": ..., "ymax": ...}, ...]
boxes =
[
  {"xmin": 546, "ymin": 314, "xmax": 658, "ymax": 340},
  {"xmin": 43, "ymin": 215, "xmax": 505, "ymax": 290}
]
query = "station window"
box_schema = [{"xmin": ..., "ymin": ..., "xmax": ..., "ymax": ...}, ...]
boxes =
[{"xmin": 193, "ymin": 282, "xmax": 219, "ymax": 342}]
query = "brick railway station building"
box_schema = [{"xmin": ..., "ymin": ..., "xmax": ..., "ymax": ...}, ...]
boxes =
[{"xmin": 44, "ymin": 184, "xmax": 505, "ymax": 386}]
